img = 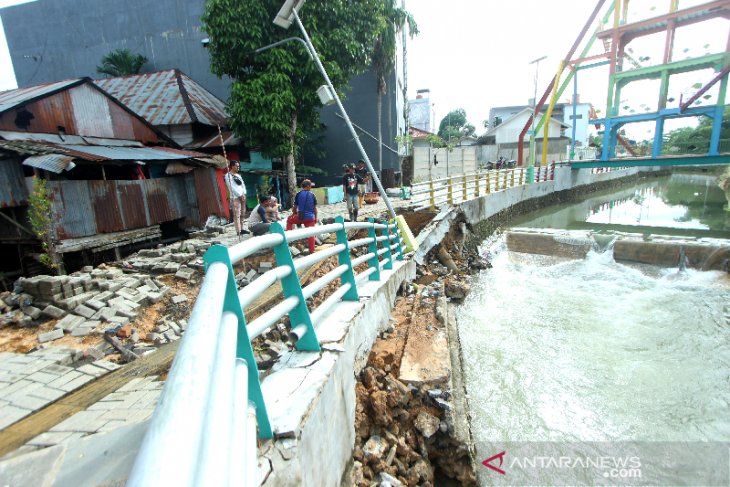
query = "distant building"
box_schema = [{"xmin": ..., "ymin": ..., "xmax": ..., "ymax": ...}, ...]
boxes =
[
  {"xmin": 1, "ymin": 0, "xmax": 407, "ymax": 184},
  {"xmin": 0, "ymin": 78, "xmax": 225, "ymax": 275},
  {"xmin": 408, "ymin": 89, "xmax": 433, "ymax": 133},
  {"xmin": 488, "ymin": 99, "xmax": 594, "ymax": 148}
]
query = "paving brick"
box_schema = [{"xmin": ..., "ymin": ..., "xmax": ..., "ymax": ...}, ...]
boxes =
[
  {"xmin": 10, "ymin": 394, "xmax": 50, "ymax": 411},
  {"xmin": 47, "ymin": 370, "xmax": 83, "ymax": 389},
  {"xmin": 57, "ymin": 374, "xmax": 95, "ymax": 392},
  {"xmin": 0, "ymin": 404, "xmax": 31, "ymax": 429},
  {"xmin": 75, "ymin": 363, "xmax": 108, "ymax": 378},
  {"xmin": 51, "ymin": 409, "xmax": 106, "ymax": 433},
  {"xmin": 41, "ymin": 364, "xmax": 73, "ymax": 376},
  {"xmin": 73, "ymin": 304, "xmax": 96, "ymax": 319},
  {"xmin": 22, "ymin": 306, "xmax": 42, "ymax": 320},
  {"xmin": 171, "ymin": 294, "xmax": 188, "ymax": 305},
  {"xmin": 28, "ymin": 386, "xmax": 66, "ymax": 402},
  {"xmin": 70, "ymin": 326, "xmax": 95, "ymax": 337},
  {"xmin": 116, "ymin": 378, "xmax": 144, "ymax": 393},
  {"xmin": 38, "ymin": 329, "xmax": 64, "ymax": 343},
  {"xmin": 55, "ymin": 314, "xmax": 85, "ymax": 332},
  {"xmin": 99, "ymin": 409, "xmax": 133, "ymax": 421},
  {"xmin": 99, "ymin": 419, "xmax": 129, "ymax": 432},
  {"xmin": 91, "ymin": 360, "xmax": 121, "ymax": 372},
  {"xmin": 86, "ymin": 400, "xmax": 124, "ymax": 411},
  {"xmin": 27, "ymin": 431, "xmax": 76, "ymax": 447},
  {"xmin": 143, "ymin": 278, "xmax": 159, "ymax": 292},
  {"xmin": 107, "ymin": 315, "xmax": 130, "ymax": 326},
  {"xmin": 26, "ymin": 371, "xmax": 60, "ymax": 384},
  {"xmin": 95, "ymin": 307, "xmax": 117, "ymax": 322}
]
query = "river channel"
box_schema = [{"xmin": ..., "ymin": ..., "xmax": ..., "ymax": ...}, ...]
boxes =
[{"xmin": 457, "ymin": 172, "xmax": 730, "ymax": 485}]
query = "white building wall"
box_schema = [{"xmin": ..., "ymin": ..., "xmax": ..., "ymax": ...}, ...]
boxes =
[{"xmin": 495, "ymin": 112, "xmax": 563, "ymax": 144}]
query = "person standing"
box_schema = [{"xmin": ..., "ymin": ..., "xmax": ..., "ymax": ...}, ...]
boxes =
[
  {"xmin": 343, "ymin": 164, "xmax": 363, "ymax": 222},
  {"xmin": 248, "ymin": 195, "xmax": 272, "ymax": 236},
  {"xmin": 286, "ymin": 179, "xmax": 318, "ymax": 254},
  {"xmin": 355, "ymin": 159, "xmax": 371, "ymax": 208},
  {"xmin": 224, "ymin": 161, "xmax": 249, "ymax": 235}
]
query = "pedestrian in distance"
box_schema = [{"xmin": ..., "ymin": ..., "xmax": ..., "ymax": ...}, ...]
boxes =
[
  {"xmin": 286, "ymin": 179, "xmax": 318, "ymax": 254},
  {"xmin": 343, "ymin": 163, "xmax": 363, "ymax": 222},
  {"xmin": 248, "ymin": 194, "xmax": 273, "ymax": 236},
  {"xmin": 355, "ymin": 159, "xmax": 370, "ymax": 208},
  {"xmin": 223, "ymin": 160, "xmax": 250, "ymax": 236}
]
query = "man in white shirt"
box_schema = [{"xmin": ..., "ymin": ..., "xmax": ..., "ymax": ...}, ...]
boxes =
[{"xmin": 224, "ymin": 161, "xmax": 250, "ymax": 235}]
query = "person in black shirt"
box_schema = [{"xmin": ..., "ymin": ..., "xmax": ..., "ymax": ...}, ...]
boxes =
[
  {"xmin": 342, "ymin": 164, "xmax": 363, "ymax": 221},
  {"xmin": 355, "ymin": 159, "xmax": 370, "ymax": 208}
]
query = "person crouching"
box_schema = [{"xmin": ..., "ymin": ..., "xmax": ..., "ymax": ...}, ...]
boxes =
[{"xmin": 248, "ymin": 194, "xmax": 272, "ymax": 236}]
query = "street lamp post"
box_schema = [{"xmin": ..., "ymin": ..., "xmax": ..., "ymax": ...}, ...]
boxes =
[
  {"xmin": 274, "ymin": 0, "xmax": 397, "ymax": 219},
  {"xmin": 527, "ymin": 55, "xmax": 547, "ymax": 183}
]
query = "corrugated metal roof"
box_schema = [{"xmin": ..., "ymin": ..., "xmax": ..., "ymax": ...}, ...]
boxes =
[
  {"xmin": 23, "ymin": 154, "xmax": 75, "ymax": 173},
  {"xmin": 0, "ymin": 130, "xmax": 144, "ymax": 147},
  {"xmin": 186, "ymin": 130, "xmax": 241, "ymax": 149},
  {"xmin": 61, "ymin": 144, "xmax": 208, "ymax": 161},
  {"xmin": 95, "ymin": 70, "xmax": 228, "ymax": 127},
  {"xmin": 0, "ymin": 79, "xmax": 83, "ymax": 114}
]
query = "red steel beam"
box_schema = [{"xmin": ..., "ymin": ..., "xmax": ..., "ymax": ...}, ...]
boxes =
[
  {"xmin": 518, "ymin": 0, "xmax": 608, "ymax": 165},
  {"xmin": 679, "ymin": 63, "xmax": 730, "ymax": 111}
]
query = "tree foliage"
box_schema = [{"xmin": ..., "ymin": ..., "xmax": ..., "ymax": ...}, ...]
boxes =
[
  {"xmin": 28, "ymin": 178, "xmax": 60, "ymax": 272},
  {"xmin": 663, "ymin": 107, "xmax": 730, "ymax": 154},
  {"xmin": 96, "ymin": 49, "xmax": 148, "ymax": 76},
  {"xmin": 437, "ymin": 108, "xmax": 475, "ymax": 142},
  {"xmin": 202, "ymin": 0, "xmax": 384, "ymax": 199},
  {"xmin": 371, "ymin": 0, "xmax": 418, "ymax": 171}
]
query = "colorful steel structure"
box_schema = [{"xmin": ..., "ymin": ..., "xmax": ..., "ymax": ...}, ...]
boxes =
[{"xmin": 521, "ymin": 0, "xmax": 730, "ymax": 171}]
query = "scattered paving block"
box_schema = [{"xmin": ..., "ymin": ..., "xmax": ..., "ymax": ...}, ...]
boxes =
[
  {"xmin": 144, "ymin": 278, "xmax": 159, "ymax": 292},
  {"xmin": 85, "ymin": 299, "xmax": 106, "ymax": 311},
  {"xmin": 38, "ymin": 329, "xmax": 64, "ymax": 343},
  {"xmin": 145, "ymin": 291, "xmax": 164, "ymax": 304},
  {"xmin": 107, "ymin": 316, "xmax": 130, "ymax": 326},
  {"xmin": 73, "ymin": 304, "xmax": 96, "ymax": 319},
  {"xmin": 97, "ymin": 307, "xmax": 117, "ymax": 322},
  {"xmin": 245, "ymin": 270, "xmax": 258, "ymax": 281},
  {"xmin": 41, "ymin": 305, "xmax": 66, "ymax": 319},
  {"xmin": 259, "ymin": 261, "xmax": 274, "ymax": 271},
  {"xmin": 174, "ymin": 267, "xmax": 196, "ymax": 281},
  {"xmin": 171, "ymin": 295, "xmax": 188, "ymax": 305},
  {"xmin": 290, "ymin": 246, "xmax": 302, "ymax": 257},
  {"xmin": 22, "ymin": 306, "xmax": 42, "ymax": 320},
  {"xmin": 91, "ymin": 360, "xmax": 121, "ymax": 372},
  {"xmin": 163, "ymin": 330, "xmax": 178, "ymax": 342},
  {"xmin": 70, "ymin": 326, "xmax": 94, "ymax": 337},
  {"xmin": 55, "ymin": 314, "xmax": 85, "ymax": 332}
]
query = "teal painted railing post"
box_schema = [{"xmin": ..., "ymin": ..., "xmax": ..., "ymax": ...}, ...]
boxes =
[
  {"xmin": 268, "ymin": 223, "xmax": 321, "ymax": 352},
  {"xmin": 203, "ymin": 245, "xmax": 273, "ymax": 439},
  {"xmin": 366, "ymin": 218, "xmax": 381, "ymax": 281},
  {"xmin": 334, "ymin": 216, "xmax": 359, "ymax": 300},
  {"xmin": 379, "ymin": 221, "xmax": 393, "ymax": 270},
  {"xmin": 392, "ymin": 221, "xmax": 405, "ymax": 261}
]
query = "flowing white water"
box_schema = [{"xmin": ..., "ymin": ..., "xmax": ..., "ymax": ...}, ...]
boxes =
[{"xmin": 458, "ymin": 242, "xmax": 730, "ymax": 448}]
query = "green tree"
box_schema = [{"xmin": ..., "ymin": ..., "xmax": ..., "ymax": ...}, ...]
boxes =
[
  {"xmin": 663, "ymin": 106, "xmax": 730, "ymax": 155},
  {"xmin": 437, "ymin": 108, "xmax": 475, "ymax": 143},
  {"xmin": 372, "ymin": 0, "xmax": 418, "ymax": 172},
  {"xmin": 202, "ymin": 0, "xmax": 384, "ymax": 202},
  {"xmin": 96, "ymin": 49, "xmax": 148, "ymax": 77},
  {"xmin": 28, "ymin": 178, "xmax": 61, "ymax": 272}
]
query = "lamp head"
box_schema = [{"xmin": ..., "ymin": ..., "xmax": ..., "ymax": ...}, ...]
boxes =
[{"xmin": 274, "ymin": 0, "xmax": 305, "ymax": 28}]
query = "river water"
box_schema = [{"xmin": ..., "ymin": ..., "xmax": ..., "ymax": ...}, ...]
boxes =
[{"xmin": 457, "ymin": 173, "xmax": 730, "ymax": 485}]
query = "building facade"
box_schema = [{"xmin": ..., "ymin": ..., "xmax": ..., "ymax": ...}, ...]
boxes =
[{"xmin": 1, "ymin": 0, "xmax": 407, "ymax": 182}]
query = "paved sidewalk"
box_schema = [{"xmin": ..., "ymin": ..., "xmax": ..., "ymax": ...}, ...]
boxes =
[{"xmin": 0, "ymin": 349, "xmax": 119, "ymax": 431}]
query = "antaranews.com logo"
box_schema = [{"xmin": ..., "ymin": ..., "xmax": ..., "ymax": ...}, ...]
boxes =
[{"xmin": 477, "ymin": 442, "xmax": 728, "ymax": 486}]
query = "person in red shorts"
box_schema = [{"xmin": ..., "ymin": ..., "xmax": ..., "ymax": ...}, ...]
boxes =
[{"xmin": 286, "ymin": 179, "xmax": 318, "ymax": 254}]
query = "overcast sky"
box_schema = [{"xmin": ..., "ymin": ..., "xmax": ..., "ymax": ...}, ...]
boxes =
[{"xmin": 0, "ymin": 0, "xmax": 725, "ymax": 139}]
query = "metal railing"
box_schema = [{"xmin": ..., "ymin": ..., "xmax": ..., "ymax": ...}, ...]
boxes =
[
  {"xmin": 409, "ymin": 165, "xmax": 556, "ymax": 211},
  {"xmin": 127, "ymin": 216, "xmax": 406, "ymax": 487}
]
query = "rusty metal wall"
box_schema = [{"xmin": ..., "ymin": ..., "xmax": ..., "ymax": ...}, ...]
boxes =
[
  {"xmin": 46, "ymin": 171, "xmax": 219, "ymax": 239},
  {"xmin": 192, "ymin": 168, "xmax": 224, "ymax": 225},
  {"xmin": 0, "ymin": 158, "xmax": 28, "ymax": 207}
]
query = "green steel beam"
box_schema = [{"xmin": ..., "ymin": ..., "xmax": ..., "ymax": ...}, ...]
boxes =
[
  {"xmin": 612, "ymin": 52, "xmax": 728, "ymax": 83},
  {"xmin": 571, "ymin": 155, "xmax": 730, "ymax": 168}
]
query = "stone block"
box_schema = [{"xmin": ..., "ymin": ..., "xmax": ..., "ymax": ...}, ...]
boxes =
[
  {"xmin": 41, "ymin": 305, "xmax": 66, "ymax": 319},
  {"xmin": 55, "ymin": 314, "xmax": 85, "ymax": 332},
  {"xmin": 10, "ymin": 394, "xmax": 50, "ymax": 411},
  {"xmin": 171, "ymin": 295, "xmax": 188, "ymax": 305},
  {"xmin": 73, "ymin": 304, "xmax": 96, "ymax": 319},
  {"xmin": 245, "ymin": 269, "xmax": 258, "ymax": 281},
  {"xmin": 163, "ymin": 330, "xmax": 179, "ymax": 342},
  {"xmin": 174, "ymin": 267, "xmax": 196, "ymax": 281},
  {"xmin": 114, "ymin": 307, "xmax": 137, "ymax": 319},
  {"xmin": 85, "ymin": 299, "xmax": 106, "ymax": 311},
  {"xmin": 76, "ymin": 363, "xmax": 108, "ymax": 378},
  {"xmin": 95, "ymin": 291, "xmax": 114, "ymax": 303},
  {"xmin": 91, "ymin": 360, "xmax": 121, "ymax": 371},
  {"xmin": 107, "ymin": 316, "xmax": 130, "ymax": 326},
  {"xmin": 71, "ymin": 326, "xmax": 94, "ymax": 337},
  {"xmin": 145, "ymin": 291, "xmax": 164, "ymax": 304},
  {"xmin": 22, "ymin": 306, "xmax": 42, "ymax": 320},
  {"xmin": 96, "ymin": 307, "xmax": 117, "ymax": 322},
  {"xmin": 290, "ymin": 246, "xmax": 302, "ymax": 257},
  {"xmin": 28, "ymin": 386, "xmax": 66, "ymax": 402},
  {"xmin": 57, "ymin": 373, "xmax": 95, "ymax": 393},
  {"xmin": 38, "ymin": 329, "xmax": 64, "ymax": 343},
  {"xmin": 144, "ymin": 278, "xmax": 159, "ymax": 292}
]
